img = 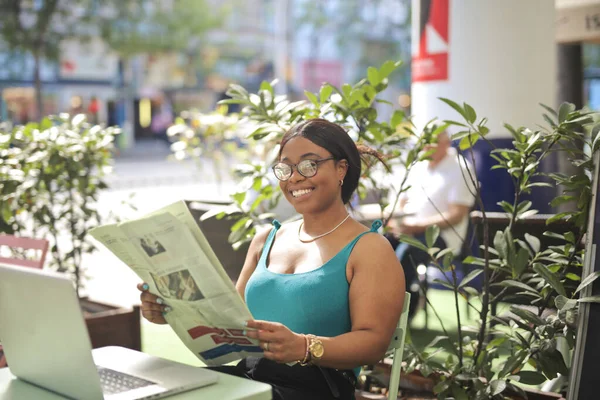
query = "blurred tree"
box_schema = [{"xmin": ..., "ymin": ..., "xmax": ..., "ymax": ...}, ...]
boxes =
[
  {"xmin": 296, "ymin": 0, "xmax": 411, "ymax": 88},
  {"xmin": 0, "ymin": 0, "xmax": 225, "ymax": 121}
]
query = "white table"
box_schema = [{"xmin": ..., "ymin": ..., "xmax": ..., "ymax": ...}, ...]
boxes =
[{"xmin": 0, "ymin": 366, "xmax": 272, "ymax": 400}]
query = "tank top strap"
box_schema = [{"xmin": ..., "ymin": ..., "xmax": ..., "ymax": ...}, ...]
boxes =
[
  {"xmin": 342, "ymin": 219, "xmax": 382, "ymax": 256},
  {"xmin": 258, "ymin": 220, "xmax": 281, "ymax": 264}
]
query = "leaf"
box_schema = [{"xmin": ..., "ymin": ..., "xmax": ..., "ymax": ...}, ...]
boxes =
[
  {"xmin": 367, "ymin": 66, "xmax": 380, "ymax": 86},
  {"xmin": 464, "ymin": 102, "xmax": 477, "ymax": 123},
  {"xmin": 512, "ymin": 248, "xmax": 530, "ymax": 277},
  {"xmin": 232, "ymin": 192, "xmax": 246, "ymax": 205},
  {"xmin": 397, "ymin": 234, "xmax": 428, "ymax": 252},
  {"xmin": 489, "ymin": 380, "xmax": 507, "ymax": 396},
  {"xmin": 439, "ymin": 97, "xmax": 467, "ymax": 121},
  {"xmin": 390, "ymin": 110, "xmax": 405, "ymax": 129},
  {"xmin": 575, "ymin": 270, "xmax": 600, "ymax": 294},
  {"xmin": 509, "ymin": 305, "xmax": 545, "ymax": 325},
  {"xmin": 433, "ymin": 278, "xmax": 455, "ymax": 290},
  {"xmin": 558, "ymin": 102, "xmax": 576, "ymax": 123},
  {"xmin": 379, "ymin": 60, "xmax": 400, "ymax": 79},
  {"xmin": 259, "ymin": 80, "xmax": 273, "ymax": 93},
  {"xmin": 319, "ymin": 84, "xmax": 333, "ymax": 103},
  {"xmin": 500, "ymin": 351, "xmax": 527, "ymax": 377},
  {"xmin": 425, "ymin": 224, "xmax": 440, "ymax": 248},
  {"xmin": 497, "ymin": 280, "xmax": 538, "ymax": 293},
  {"xmin": 517, "ymin": 371, "xmax": 547, "ymax": 385},
  {"xmin": 304, "ymin": 90, "xmax": 319, "ymax": 106},
  {"xmin": 459, "ymin": 133, "xmax": 480, "ymax": 150},
  {"xmin": 452, "ymin": 385, "xmax": 469, "ymax": 400},
  {"xmin": 578, "ymin": 295, "xmax": 600, "ymax": 303},
  {"xmin": 459, "ymin": 269, "xmax": 483, "ymax": 288},
  {"xmin": 533, "ymin": 263, "xmax": 566, "ymax": 296},
  {"xmin": 539, "ymin": 103, "xmax": 558, "ymax": 118},
  {"xmin": 524, "ymin": 233, "xmax": 541, "ymax": 253},
  {"xmin": 425, "ymin": 335, "xmax": 449, "ymax": 348},
  {"xmin": 555, "ymin": 295, "xmax": 577, "ymax": 311}
]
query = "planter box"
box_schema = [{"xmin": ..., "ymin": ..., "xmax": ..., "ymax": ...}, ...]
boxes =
[
  {"xmin": 81, "ymin": 299, "xmax": 141, "ymax": 351},
  {"xmin": 358, "ymin": 360, "xmax": 565, "ymax": 400}
]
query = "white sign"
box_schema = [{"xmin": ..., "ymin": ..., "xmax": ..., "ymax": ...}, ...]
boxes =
[{"xmin": 59, "ymin": 39, "xmax": 119, "ymax": 81}]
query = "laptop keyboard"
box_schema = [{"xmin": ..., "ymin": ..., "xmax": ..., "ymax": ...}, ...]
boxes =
[{"xmin": 98, "ymin": 367, "xmax": 155, "ymax": 395}]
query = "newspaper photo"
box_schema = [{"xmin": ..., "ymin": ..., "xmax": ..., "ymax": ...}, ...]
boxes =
[{"xmin": 89, "ymin": 200, "xmax": 263, "ymax": 366}]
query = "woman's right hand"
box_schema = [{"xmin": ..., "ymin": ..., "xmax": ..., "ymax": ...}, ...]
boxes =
[{"xmin": 137, "ymin": 282, "xmax": 170, "ymax": 324}]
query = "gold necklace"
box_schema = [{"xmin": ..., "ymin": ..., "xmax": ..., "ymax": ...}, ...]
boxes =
[{"xmin": 298, "ymin": 214, "xmax": 351, "ymax": 243}]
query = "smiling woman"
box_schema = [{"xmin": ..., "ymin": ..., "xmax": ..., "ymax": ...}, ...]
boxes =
[{"xmin": 138, "ymin": 118, "xmax": 406, "ymax": 400}]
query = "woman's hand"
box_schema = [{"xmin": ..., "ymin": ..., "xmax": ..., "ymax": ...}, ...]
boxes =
[
  {"xmin": 244, "ymin": 320, "xmax": 306, "ymax": 364},
  {"xmin": 137, "ymin": 282, "xmax": 171, "ymax": 325}
]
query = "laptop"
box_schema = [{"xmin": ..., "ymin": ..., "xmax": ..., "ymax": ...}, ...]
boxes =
[{"xmin": 0, "ymin": 263, "xmax": 219, "ymax": 399}]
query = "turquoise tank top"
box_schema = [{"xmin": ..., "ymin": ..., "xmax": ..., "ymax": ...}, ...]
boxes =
[{"xmin": 245, "ymin": 219, "xmax": 382, "ymax": 376}]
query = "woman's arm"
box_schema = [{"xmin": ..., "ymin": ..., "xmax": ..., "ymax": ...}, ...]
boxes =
[
  {"xmin": 245, "ymin": 233, "xmax": 406, "ymax": 369},
  {"xmin": 235, "ymin": 225, "xmax": 272, "ymax": 301},
  {"xmin": 315, "ymin": 233, "xmax": 405, "ymax": 368}
]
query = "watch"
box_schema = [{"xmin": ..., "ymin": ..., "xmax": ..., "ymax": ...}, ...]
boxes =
[{"xmin": 307, "ymin": 334, "xmax": 324, "ymax": 362}]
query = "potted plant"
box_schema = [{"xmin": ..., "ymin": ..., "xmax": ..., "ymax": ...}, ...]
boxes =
[
  {"xmin": 0, "ymin": 114, "xmax": 141, "ymax": 351},
  {"xmin": 168, "ymin": 60, "xmax": 600, "ymax": 398}
]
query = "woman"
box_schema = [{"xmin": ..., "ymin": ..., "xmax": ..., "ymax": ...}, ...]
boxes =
[{"xmin": 138, "ymin": 119, "xmax": 406, "ymax": 399}]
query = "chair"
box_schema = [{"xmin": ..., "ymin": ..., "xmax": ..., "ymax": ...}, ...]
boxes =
[
  {"xmin": 0, "ymin": 234, "xmax": 49, "ymax": 269},
  {"xmin": 0, "ymin": 234, "xmax": 49, "ymax": 368},
  {"xmin": 386, "ymin": 292, "xmax": 411, "ymax": 400}
]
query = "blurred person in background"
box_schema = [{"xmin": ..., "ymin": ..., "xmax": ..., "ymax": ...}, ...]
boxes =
[{"xmin": 386, "ymin": 129, "xmax": 476, "ymax": 318}]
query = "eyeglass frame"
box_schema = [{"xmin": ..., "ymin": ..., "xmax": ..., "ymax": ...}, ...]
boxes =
[{"xmin": 271, "ymin": 157, "xmax": 336, "ymax": 181}]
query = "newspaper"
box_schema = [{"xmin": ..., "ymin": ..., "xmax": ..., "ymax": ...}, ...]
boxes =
[{"xmin": 89, "ymin": 200, "xmax": 263, "ymax": 366}]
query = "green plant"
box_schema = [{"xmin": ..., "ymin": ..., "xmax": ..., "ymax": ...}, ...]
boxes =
[
  {"xmin": 0, "ymin": 114, "xmax": 119, "ymax": 296},
  {"xmin": 170, "ymin": 60, "xmax": 600, "ymax": 398},
  {"xmin": 192, "ymin": 61, "xmax": 444, "ymax": 249},
  {"xmin": 399, "ymin": 101, "xmax": 600, "ymax": 399}
]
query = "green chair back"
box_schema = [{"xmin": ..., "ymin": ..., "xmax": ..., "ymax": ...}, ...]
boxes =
[{"xmin": 386, "ymin": 292, "xmax": 410, "ymax": 400}]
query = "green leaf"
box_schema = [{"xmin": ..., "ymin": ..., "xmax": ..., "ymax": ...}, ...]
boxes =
[
  {"xmin": 539, "ymin": 103, "xmax": 558, "ymax": 118},
  {"xmin": 524, "ymin": 233, "xmax": 541, "ymax": 253},
  {"xmin": 464, "ymin": 103, "xmax": 477, "ymax": 123},
  {"xmin": 517, "ymin": 371, "xmax": 547, "ymax": 385},
  {"xmin": 497, "ymin": 280, "xmax": 538, "ymax": 294},
  {"xmin": 452, "ymin": 385, "xmax": 468, "ymax": 400},
  {"xmin": 232, "ymin": 192, "xmax": 246, "ymax": 205},
  {"xmin": 500, "ymin": 351, "xmax": 527, "ymax": 377},
  {"xmin": 533, "ymin": 263, "xmax": 566, "ymax": 296},
  {"xmin": 367, "ymin": 67, "xmax": 380, "ymax": 86},
  {"xmin": 459, "ymin": 269, "xmax": 483, "ymax": 288},
  {"xmin": 319, "ymin": 84, "xmax": 333, "ymax": 103},
  {"xmin": 578, "ymin": 295, "xmax": 600, "ymax": 303},
  {"xmin": 459, "ymin": 133, "xmax": 480, "ymax": 150},
  {"xmin": 259, "ymin": 80, "xmax": 273, "ymax": 94},
  {"xmin": 509, "ymin": 305, "xmax": 545, "ymax": 325},
  {"xmin": 558, "ymin": 102, "xmax": 576, "ymax": 123},
  {"xmin": 575, "ymin": 270, "xmax": 600, "ymax": 294},
  {"xmin": 379, "ymin": 60, "xmax": 400, "ymax": 79},
  {"xmin": 397, "ymin": 234, "xmax": 428, "ymax": 252},
  {"xmin": 304, "ymin": 90, "xmax": 319, "ymax": 106},
  {"xmin": 555, "ymin": 295, "xmax": 577, "ymax": 311},
  {"xmin": 439, "ymin": 97, "xmax": 467, "ymax": 121},
  {"xmin": 390, "ymin": 110, "xmax": 405, "ymax": 129},
  {"xmin": 512, "ymin": 247, "xmax": 530, "ymax": 277},
  {"xmin": 433, "ymin": 278, "xmax": 455, "ymax": 290},
  {"xmin": 489, "ymin": 380, "xmax": 507, "ymax": 396},
  {"xmin": 566, "ymin": 272, "xmax": 581, "ymax": 281},
  {"xmin": 425, "ymin": 224, "xmax": 440, "ymax": 248}
]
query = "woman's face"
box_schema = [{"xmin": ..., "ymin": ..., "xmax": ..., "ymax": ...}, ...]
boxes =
[{"xmin": 278, "ymin": 137, "xmax": 347, "ymax": 214}]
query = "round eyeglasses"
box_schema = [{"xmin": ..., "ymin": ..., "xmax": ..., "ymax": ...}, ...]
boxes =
[{"xmin": 272, "ymin": 157, "xmax": 335, "ymax": 181}]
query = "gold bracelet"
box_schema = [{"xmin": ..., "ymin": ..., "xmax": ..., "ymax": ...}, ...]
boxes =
[{"xmin": 299, "ymin": 335, "xmax": 311, "ymax": 366}]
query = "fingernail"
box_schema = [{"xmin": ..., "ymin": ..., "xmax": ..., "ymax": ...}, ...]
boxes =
[
  {"xmin": 244, "ymin": 321, "xmax": 249, "ymax": 327},
  {"xmin": 142, "ymin": 283, "xmax": 149, "ymax": 291},
  {"xmin": 163, "ymin": 306, "xmax": 172, "ymax": 313},
  {"xmin": 156, "ymin": 297, "xmax": 164, "ymax": 305},
  {"xmin": 242, "ymin": 329, "xmax": 247, "ymax": 336}
]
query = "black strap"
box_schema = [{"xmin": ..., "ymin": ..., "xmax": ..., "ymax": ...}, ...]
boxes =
[{"xmin": 318, "ymin": 367, "xmax": 341, "ymax": 399}]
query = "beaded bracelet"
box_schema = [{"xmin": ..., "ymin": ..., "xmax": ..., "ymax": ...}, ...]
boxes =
[{"xmin": 299, "ymin": 334, "xmax": 311, "ymax": 366}]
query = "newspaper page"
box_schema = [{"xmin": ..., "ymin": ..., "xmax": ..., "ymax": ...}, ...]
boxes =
[{"xmin": 89, "ymin": 200, "xmax": 263, "ymax": 366}]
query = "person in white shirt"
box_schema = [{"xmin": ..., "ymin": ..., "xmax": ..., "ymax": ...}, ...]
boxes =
[{"xmin": 388, "ymin": 130, "xmax": 476, "ymax": 316}]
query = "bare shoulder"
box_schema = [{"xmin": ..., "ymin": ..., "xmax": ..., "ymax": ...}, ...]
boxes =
[
  {"xmin": 350, "ymin": 232, "xmax": 400, "ymax": 271},
  {"xmin": 249, "ymin": 223, "xmax": 276, "ymax": 257}
]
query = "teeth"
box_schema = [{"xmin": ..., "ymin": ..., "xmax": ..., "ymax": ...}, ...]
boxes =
[{"xmin": 292, "ymin": 189, "xmax": 313, "ymax": 198}]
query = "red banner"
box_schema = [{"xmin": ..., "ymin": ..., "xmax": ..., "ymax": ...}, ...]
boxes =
[{"xmin": 412, "ymin": 0, "xmax": 450, "ymax": 82}]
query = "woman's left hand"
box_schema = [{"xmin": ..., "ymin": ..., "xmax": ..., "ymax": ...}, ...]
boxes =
[{"xmin": 245, "ymin": 320, "xmax": 306, "ymax": 364}]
